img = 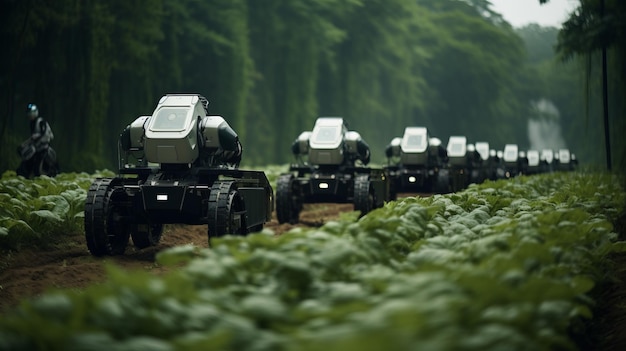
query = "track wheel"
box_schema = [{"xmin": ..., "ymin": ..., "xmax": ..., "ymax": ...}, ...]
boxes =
[
  {"xmin": 276, "ymin": 174, "xmax": 301, "ymax": 224},
  {"xmin": 434, "ymin": 169, "xmax": 451, "ymax": 194},
  {"xmin": 354, "ymin": 175, "xmax": 375, "ymax": 217},
  {"xmin": 84, "ymin": 178, "xmax": 130, "ymax": 256},
  {"xmin": 131, "ymin": 223, "xmax": 164, "ymax": 249},
  {"xmin": 389, "ymin": 178, "xmax": 398, "ymax": 201},
  {"xmin": 208, "ymin": 181, "xmax": 247, "ymax": 242}
]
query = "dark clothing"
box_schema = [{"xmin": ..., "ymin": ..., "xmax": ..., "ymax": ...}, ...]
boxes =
[
  {"xmin": 30, "ymin": 116, "xmax": 53, "ymax": 152},
  {"xmin": 17, "ymin": 149, "xmax": 46, "ymax": 177},
  {"xmin": 17, "ymin": 117, "xmax": 58, "ymax": 178},
  {"xmin": 30, "ymin": 117, "xmax": 44, "ymax": 135}
]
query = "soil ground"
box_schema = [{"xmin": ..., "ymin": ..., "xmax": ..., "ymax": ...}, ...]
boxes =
[
  {"xmin": 0, "ymin": 201, "xmax": 624, "ymax": 350},
  {"xmin": 0, "ymin": 203, "xmax": 354, "ymax": 312}
]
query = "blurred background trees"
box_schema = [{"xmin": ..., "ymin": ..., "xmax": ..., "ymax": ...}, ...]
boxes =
[{"xmin": 0, "ymin": 0, "xmax": 622, "ymax": 173}]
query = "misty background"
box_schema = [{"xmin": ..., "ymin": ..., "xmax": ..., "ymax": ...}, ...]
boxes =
[{"xmin": 1, "ymin": 0, "xmax": 623, "ymax": 173}]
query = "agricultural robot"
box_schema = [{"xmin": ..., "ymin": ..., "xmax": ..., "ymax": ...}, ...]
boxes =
[
  {"xmin": 276, "ymin": 117, "xmax": 390, "ymax": 224},
  {"xmin": 540, "ymin": 149, "xmax": 555, "ymax": 173},
  {"xmin": 446, "ymin": 136, "xmax": 482, "ymax": 192},
  {"xmin": 474, "ymin": 142, "xmax": 493, "ymax": 182},
  {"xmin": 555, "ymin": 149, "xmax": 573, "ymax": 171},
  {"xmin": 526, "ymin": 150, "xmax": 542, "ymax": 175},
  {"xmin": 502, "ymin": 144, "xmax": 528, "ymax": 178},
  {"xmin": 384, "ymin": 127, "xmax": 450, "ymax": 196},
  {"xmin": 84, "ymin": 94, "xmax": 274, "ymax": 256}
]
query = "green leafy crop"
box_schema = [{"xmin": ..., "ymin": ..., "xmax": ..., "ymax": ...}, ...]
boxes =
[
  {"xmin": 0, "ymin": 170, "xmax": 113, "ymax": 250},
  {"xmin": 0, "ymin": 171, "xmax": 624, "ymax": 351}
]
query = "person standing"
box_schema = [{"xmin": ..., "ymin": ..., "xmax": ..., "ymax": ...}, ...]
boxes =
[{"xmin": 16, "ymin": 103, "xmax": 58, "ymax": 178}]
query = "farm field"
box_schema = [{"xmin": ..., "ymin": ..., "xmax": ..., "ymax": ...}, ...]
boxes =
[
  {"xmin": 0, "ymin": 170, "xmax": 625, "ymax": 350},
  {"xmin": 0, "ymin": 202, "xmax": 354, "ymax": 312}
]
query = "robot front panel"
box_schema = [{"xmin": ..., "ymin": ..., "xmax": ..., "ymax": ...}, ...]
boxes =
[
  {"xmin": 475, "ymin": 142, "xmax": 490, "ymax": 161},
  {"xmin": 308, "ymin": 117, "xmax": 346, "ymax": 165},
  {"xmin": 401, "ymin": 127, "xmax": 429, "ymax": 153},
  {"xmin": 541, "ymin": 149, "xmax": 554, "ymax": 164},
  {"xmin": 503, "ymin": 144, "xmax": 519, "ymax": 163},
  {"xmin": 400, "ymin": 127, "xmax": 429, "ymax": 166},
  {"xmin": 144, "ymin": 96, "xmax": 202, "ymax": 164},
  {"xmin": 527, "ymin": 150, "xmax": 540, "ymax": 167},
  {"xmin": 558, "ymin": 149, "xmax": 571, "ymax": 163},
  {"xmin": 149, "ymin": 107, "xmax": 191, "ymax": 132},
  {"xmin": 447, "ymin": 136, "xmax": 468, "ymax": 166},
  {"xmin": 309, "ymin": 118, "xmax": 345, "ymax": 150}
]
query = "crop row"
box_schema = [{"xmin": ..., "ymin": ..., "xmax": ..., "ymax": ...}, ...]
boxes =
[
  {"xmin": 0, "ymin": 170, "xmax": 114, "ymax": 250},
  {"xmin": 0, "ymin": 171, "xmax": 624, "ymax": 350}
]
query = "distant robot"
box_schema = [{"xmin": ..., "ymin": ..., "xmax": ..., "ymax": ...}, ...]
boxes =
[
  {"xmin": 502, "ymin": 144, "xmax": 526, "ymax": 178},
  {"xmin": 276, "ymin": 117, "xmax": 390, "ymax": 224},
  {"xmin": 384, "ymin": 126, "xmax": 450, "ymax": 196},
  {"xmin": 446, "ymin": 136, "xmax": 482, "ymax": 192},
  {"xmin": 525, "ymin": 150, "xmax": 542, "ymax": 175}
]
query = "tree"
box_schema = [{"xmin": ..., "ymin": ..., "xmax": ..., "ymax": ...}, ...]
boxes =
[
  {"xmin": 418, "ymin": 0, "xmax": 527, "ymax": 148},
  {"xmin": 246, "ymin": 0, "xmax": 351, "ymax": 164},
  {"xmin": 550, "ymin": 0, "xmax": 626, "ymax": 170},
  {"xmin": 0, "ymin": 0, "xmax": 576, "ymax": 172}
]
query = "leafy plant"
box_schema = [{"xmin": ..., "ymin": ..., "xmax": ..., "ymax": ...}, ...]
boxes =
[
  {"xmin": 0, "ymin": 171, "xmax": 624, "ymax": 351},
  {"xmin": 0, "ymin": 171, "xmax": 114, "ymax": 250}
]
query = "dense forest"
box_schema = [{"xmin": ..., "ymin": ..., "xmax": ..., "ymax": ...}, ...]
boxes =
[{"xmin": 0, "ymin": 0, "xmax": 624, "ymax": 173}]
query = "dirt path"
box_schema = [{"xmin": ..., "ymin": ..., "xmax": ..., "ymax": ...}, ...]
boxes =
[{"xmin": 0, "ymin": 203, "xmax": 354, "ymax": 312}]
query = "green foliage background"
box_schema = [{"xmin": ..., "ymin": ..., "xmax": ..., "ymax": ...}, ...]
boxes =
[{"xmin": 0, "ymin": 0, "xmax": 623, "ymax": 173}]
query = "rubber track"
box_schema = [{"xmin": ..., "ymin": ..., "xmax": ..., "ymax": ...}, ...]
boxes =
[
  {"xmin": 276, "ymin": 174, "xmax": 297, "ymax": 224},
  {"xmin": 353, "ymin": 175, "xmax": 373, "ymax": 216},
  {"xmin": 84, "ymin": 178, "xmax": 112, "ymax": 256},
  {"xmin": 131, "ymin": 223, "xmax": 163, "ymax": 249},
  {"xmin": 208, "ymin": 180, "xmax": 237, "ymax": 238}
]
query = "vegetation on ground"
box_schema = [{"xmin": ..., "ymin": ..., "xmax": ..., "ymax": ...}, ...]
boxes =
[
  {"xmin": 0, "ymin": 170, "xmax": 624, "ymax": 350},
  {"xmin": 0, "ymin": 170, "xmax": 113, "ymax": 251}
]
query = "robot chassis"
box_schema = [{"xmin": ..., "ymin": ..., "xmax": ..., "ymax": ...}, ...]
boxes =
[{"xmin": 84, "ymin": 94, "xmax": 273, "ymax": 256}]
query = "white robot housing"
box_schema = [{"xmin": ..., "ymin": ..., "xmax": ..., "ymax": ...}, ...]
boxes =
[
  {"xmin": 291, "ymin": 117, "xmax": 370, "ymax": 166},
  {"xmin": 120, "ymin": 94, "xmax": 241, "ymax": 168}
]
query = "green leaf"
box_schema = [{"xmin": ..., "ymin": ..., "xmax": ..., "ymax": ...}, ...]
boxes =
[
  {"xmin": 30, "ymin": 210, "xmax": 63, "ymax": 223},
  {"xmin": 39, "ymin": 195, "xmax": 71, "ymax": 218},
  {"xmin": 569, "ymin": 275, "xmax": 595, "ymax": 294},
  {"xmin": 611, "ymin": 241, "xmax": 626, "ymax": 253}
]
